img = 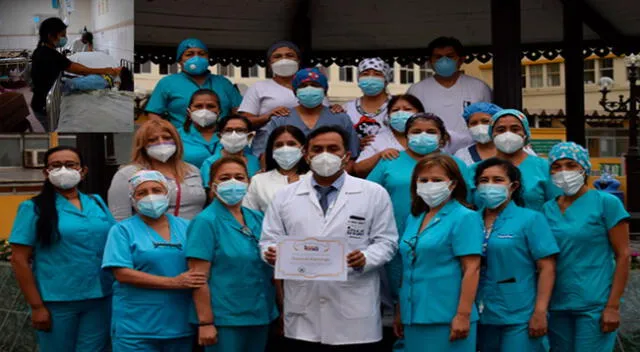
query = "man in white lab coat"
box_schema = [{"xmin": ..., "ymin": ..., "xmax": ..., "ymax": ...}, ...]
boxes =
[{"xmin": 260, "ymin": 125, "xmax": 398, "ymax": 351}]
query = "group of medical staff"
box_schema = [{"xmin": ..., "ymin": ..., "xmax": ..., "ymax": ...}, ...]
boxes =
[{"xmin": 8, "ymin": 34, "xmax": 632, "ymax": 352}]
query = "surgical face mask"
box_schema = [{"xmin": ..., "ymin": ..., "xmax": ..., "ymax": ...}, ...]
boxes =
[
  {"xmin": 190, "ymin": 109, "xmax": 218, "ymax": 127},
  {"xmin": 183, "ymin": 55, "xmax": 209, "ymax": 76},
  {"xmin": 494, "ymin": 132, "xmax": 525, "ymax": 154},
  {"xmin": 477, "ymin": 184, "xmax": 510, "ymax": 209},
  {"xmin": 296, "ymin": 87, "xmax": 325, "ymax": 108},
  {"xmin": 469, "ymin": 124, "xmax": 492, "ymax": 144},
  {"xmin": 408, "ymin": 133, "xmax": 440, "ymax": 155},
  {"xmin": 214, "ymin": 179, "xmax": 248, "ymax": 205},
  {"xmin": 146, "ymin": 142, "xmax": 177, "ymax": 163},
  {"xmin": 433, "ymin": 57, "xmax": 458, "ymax": 77},
  {"xmin": 416, "ymin": 181, "xmax": 452, "ymax": 208},
  {"xmin": 310, "ymin": 152, "xmax": 344, "ymax": 177},
  {"xmin": 552, "ymin": 170, "xmax": 585, "ymax": 196},
  {"xmin": 273, "ymin": 146, "xmax": 303, "ymax": 171},
  {"xmin": 56, "ymin": 36, "xmax": 68, "ymax": 48},
  {"xmin": 271, "ymin": 59, "xmax": 299, "ymax": 77},
  {"xmin": 220, "ymin": 131, "xmax": 249, "ymax": 154},
  {"xmin": 389, "ymin": 111, "xmax": 414, "ymax": 133},
  {"xmin": 358, "ymin": 76, "xmax": 385, "ymax": 96},
  {"xmin": 135, "ymin": 194, "xmax": 170, "ymax": 219},
  {"xmin": 48, "ymin": 166, "xmax": 81, "ymax": 189}
]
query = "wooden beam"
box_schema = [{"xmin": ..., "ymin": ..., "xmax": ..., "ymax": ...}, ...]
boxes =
[
  {"xmin": 491, "ymin": 0, "xmax": 522, "ymax": 110},
  {"xmin": 560, "ymin": 0, "xmax": 627, "ymax": 47},
  {"xmin": 292, "ymin": 0, "xmax": 312, "ymax": 67},
  {"xmin": 563, "ymin": 0, "xmax": 586, "ymax": 146}
]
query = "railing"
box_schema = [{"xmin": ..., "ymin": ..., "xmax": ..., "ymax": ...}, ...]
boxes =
[{"xmin": 45, "ymin": 73, "xmax": 63, "ymax": 131}]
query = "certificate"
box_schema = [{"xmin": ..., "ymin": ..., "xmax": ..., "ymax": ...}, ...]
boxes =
[{"xmin": 275, "ymin": 237, "xmax": 347, "ymax": 281}]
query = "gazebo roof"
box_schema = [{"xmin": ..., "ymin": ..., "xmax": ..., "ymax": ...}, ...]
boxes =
[{"xmin": 135, "ymin": 0, "xmax": 640, "ymax": 66}]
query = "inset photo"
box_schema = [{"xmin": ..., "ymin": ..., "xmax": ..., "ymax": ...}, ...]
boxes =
[{"xmin": 0, "ymin": 0, "xmax": 134, "ymax": 133}]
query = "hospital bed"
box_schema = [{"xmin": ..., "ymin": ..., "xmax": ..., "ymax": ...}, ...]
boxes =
[{"xmin": 46, "ymin": 57, "xmax": 135, "ymax": 133}]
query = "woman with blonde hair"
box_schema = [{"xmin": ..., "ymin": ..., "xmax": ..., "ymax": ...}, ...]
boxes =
[{"xmin": 108, "ymin": 119, "xmax": 206, "ymax": 220}]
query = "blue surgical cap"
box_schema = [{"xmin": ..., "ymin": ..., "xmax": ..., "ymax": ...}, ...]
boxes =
[
  {"xmin": 267, "ymin": 40, "xmax": 301, "ymax": 61},
  {"xmin": 177, "ymin": 38, "xmax": 208, "ymax": 61},
  {"xmin": 548, "ymin": 142, "xmax": 592, "ymax": 175},
  {"xmin": 489, "ymin": 108, "xmax": 531, "ymax": 139},
  {"xmin": 128, "ymin": 170, "xmax": 169, "ymax": 196},
  {"xmin": 292, "ymin": 68, "xmax": 329, "ymax": 91},
  {"xmin": 463, "ymin": 102, "xmax": 503, "ymax": 122}
]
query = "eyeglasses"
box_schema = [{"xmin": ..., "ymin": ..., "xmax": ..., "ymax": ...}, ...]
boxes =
[{"xmin": 47, "ymin": 162, "xmax": 81, "ymax": 170}]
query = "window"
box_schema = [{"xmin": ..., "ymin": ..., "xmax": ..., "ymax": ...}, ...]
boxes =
[
  {"xmin": 339, "ymin": 66, "xmax": 355, "ymax": 82},
  {"xmin": 419, "ymin": 63, "xmax": 433, "ymax": 81},
  {"xmin": 241, "ymin": 65, "xmax": 259, "ymax": 78},
  {"xmin": 399, "ymin": 65, "xmax": 414, "ymax": 84},
  {"xmin": 546, "ymin": 63, "xmax": 561, "ymax": 87},
  {"xmin": 600, "ymin": 58, "xmax": 614, "ymax": 79},
  {"xmin": 217, "ymin": 64, "xmax": 235, "ymax": 77},
  {"xmin": 529, "ymin": 65, "xmax": 543, "ymax": 88},
  {"xmin": 140, "ymin": 61, "xmax": 151, "ymax": 74},
  {"xmin": 584, "ymin": 60, "xmax": 596, "ymax": 84}
]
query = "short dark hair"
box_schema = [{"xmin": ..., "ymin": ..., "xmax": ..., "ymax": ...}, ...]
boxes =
[
  {"xmin": 474, "ymin": 157, "xmax": 524, "ymax": 206},
  {"xmin": 208, "ymin": 156, "xmax": 248, "ymax": 188},
  {"xmin": 305, "ymin": 125, "xmax": 350, "ymax": 151},
  {"xmin": 405, "ymin": 112, "xmax": 451, "ymax": 147},
  {"xmin": 265, "ymin": 125, "xmax": 309, "ymax": 173},
  {"xmin": 217, "ymin": 114, "xmax": 253, "ymax": 133},
  {"xmin": 427, "ymin": 36, "xmax": 465, "ymax": 58},
  {"xmin": 184, "ymin": 89, "xmax": 221, "ymax": 131},
  {"xmin": 81, "ymin": 31, "xmax": 93, "ymax": 45},
  {"xmin": 388, "ymin": 94, "xmax": 426, "ymax": 115},
  {"xmin": 38, "ymin": 17, "xmax": 67, "ymax": 47}
]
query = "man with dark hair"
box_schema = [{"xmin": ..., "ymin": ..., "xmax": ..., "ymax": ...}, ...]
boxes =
[
  {"xmin": 408, "ymin": 36, "xmax": 492, "ymax": 155},
  {"xmin": 260, "ymin": 125, "xmax": 398, "ymax": 351}
]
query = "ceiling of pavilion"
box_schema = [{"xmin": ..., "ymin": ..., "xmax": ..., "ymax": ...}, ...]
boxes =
[{"xmin": 134, "ymin": 0, "xmax": 640, "ymax": 66}]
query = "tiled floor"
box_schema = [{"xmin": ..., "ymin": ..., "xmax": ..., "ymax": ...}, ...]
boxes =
[{"xmin": 0, "ymin": 263, "xmax": 37, "ymax": 352}]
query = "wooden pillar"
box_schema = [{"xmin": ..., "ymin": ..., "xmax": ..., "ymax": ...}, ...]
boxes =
[
  {"xmin": 76, "ymin": 133, "xmax": 107, "ymax": 199},
  {"xmin": 491, "ymin": 0, "xmax": 522, "ymax": 110},
  {"xmin": 563, "ymin": 0, "xmax": 586, "ymax": 146},
  {"xmin": 291, "ymin": 0, "xmax": 312, "ymax": 68}
]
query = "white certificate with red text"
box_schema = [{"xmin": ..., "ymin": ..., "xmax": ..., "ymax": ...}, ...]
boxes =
[{"xmin": 275, "ymin": 237, "xmax": 347, "ymax": 281}]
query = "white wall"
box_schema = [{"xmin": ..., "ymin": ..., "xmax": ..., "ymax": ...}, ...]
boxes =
[{"xmin": 91, "ymin": 0, "xmax": 134, "ymax": 62}]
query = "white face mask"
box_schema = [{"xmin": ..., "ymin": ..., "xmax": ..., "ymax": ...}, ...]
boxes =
[
  {"xmin": 48, "ymin": 166, "xmax": 82, "ymax": 190},
  {"xmin": 220, "ymin": 131, "xmax": 249, "ymax": 153},
  {"xmin": 416, "ymin": 181, "xmax": 452, "ymax": 208},
  {"xmin": 552, "ymin": 170, "xmax": 585, "ymax": 196},
  {"xmin": 310, "ymin": 152, "xmax": 344, "ymax": 177},
  {"xmin": 469, "ymin": 124, "xmax": 492, "ymax": 144},
  {"xmin": 273, "ymin": 146, "xmax": 303, "ymax": 171},
  {"xmin": 146, "ymin": 143, "xmax": 177, "ymax": 163},
  {"xmin": 494, "ymin": 132, "xmax": 525, "ymax": 154},
  {"xmin": 190, "ymin": 109, "xmax": 218, "ymax": 127},
  {"xmin": 271, "ymin": 59, "xmax": 299, "ymax": 77}
]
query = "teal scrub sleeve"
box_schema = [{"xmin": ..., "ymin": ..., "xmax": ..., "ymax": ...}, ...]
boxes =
[
  {"xmin": 102, "ymin": 224, "xmax": 134, "ymax": 269},
  {"xmin": 219, "ymin": 75, "xmax": 243, "ymax": 109},
  {"xmin": 251, "ymin": 117, "xmax": 281, "ymax": 157},
  {"xmin": 185, "ymin": 216, "xmax": 216, "ymax": 262},
  {"xmin": 92, "ymin": 194, "xmax": 117, "ymax": 225},
  {"xmin": 145, "ymin": 77, "xmax": 170, "ymax": 115},
  {"xmin": 452, "ymin": 210, "xmax": 484, "ymax": 257},
  {"xmin": 200, "ymin": 157, "xmax": 214, "ymax": 188},
  {"xmin": 366, "ymin": 158, "xmax": 386, "ymax": 185},
  {"xmin": 601, "ymin": 192, "xmax": 631, "ymax": 230},
  {"xmin": 8, "ymin": 201, "xmax": 38, "ymax": 246},
  {"xmin": 246, "ymin": 154, "xmax": 262, "ymax": 176},
  {"xmin": 526, "ymin": 212, "xmax": 560, "ymax": 260}
]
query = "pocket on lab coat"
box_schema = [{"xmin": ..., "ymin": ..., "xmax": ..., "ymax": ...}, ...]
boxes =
[
  {"xmin": 338, "ymin": 280, "xmax": 377, "ymax": 319},
  {"xmin": 284, "ymin": 280, "xmax": 312, "ymax": 315}
]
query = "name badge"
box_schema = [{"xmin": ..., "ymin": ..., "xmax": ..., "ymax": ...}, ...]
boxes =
[
  {"xmin": 347, "ymin": 215, "xmax": 366, "ymax": 239},
  {"xmin": 496, "ymin": 234, "xmax": 514, "ymax": 239}
]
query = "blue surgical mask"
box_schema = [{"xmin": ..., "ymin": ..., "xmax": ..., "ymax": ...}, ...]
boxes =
[
  {"xmin": 408, "ymin": 132, "xmax": 440, "ymax": 155},
  {"xmin": 215, "ymin": 179, "xmax": 248, "ymax": 205},
  {"xmin": 183, "ymin": 55, "xmax": 209, "ymax": 76},
  {"xmin": 477, "ymin": 184, "xmax": 510, "ymax": 209},
  {"xmin": 56, "ymin": 36, "xmax": 68, "ymax": 48},
  {"xmin": 389, "ymin": 111, "xmax": 414, "ymax": 132},
  {"xmin": 434, "ymin": 57, "xmax": 458, "ymax": 78},
  {"xmin": 358, "ymin": 76, "xmax": 385, "ymax": 96},
  {"xmin": 273, "ymin": 146, "xmax": 303, "ymax": 171},
  {"xmin": 296, "ymin": 87, "xmax": 325, "ymax": 108},
  {"xmin": 136, "ymin": 194, "xmax": 170, "ymax": 219}
]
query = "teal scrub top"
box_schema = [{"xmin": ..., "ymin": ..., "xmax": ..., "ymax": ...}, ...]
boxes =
[
  {"xmin": 9, "ymin": 192, "xmax": 116, "ymax": 302},
  {"xmin": 199, "ymin": 149, "xmax": 261, "ymax": 187},
  {"xmin": 542, "ymin": 190, "xmax": 629, "ymax": 312},
  {"xmin": 477, "ymin": 202, "xmax": 559, "ymax": 325},
  {"xmin": 145, "ymin": 72, "xmax": 243, "ymax": 129},
  {"xmin": 185, "ymin": 200, "xmax": 278, "ymax": 326},
  {"xmin": 399, "ymin": 200, "xmax": 483, "ymax": 325},
  {"xmin": 102, "ymin": 214, "xmax": 193, "ymax": 339},
  {"xmin": 470, "ymin": 155, "xmax": 561, "ymax": 212},
  {"xmin": 178, "ymin": 125, "xmax": 220, "ymax": 169}
]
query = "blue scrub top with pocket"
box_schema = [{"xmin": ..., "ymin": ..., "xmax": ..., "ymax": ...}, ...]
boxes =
[
  {"xmin": 477, "ymin": 201, "xmax": 559, "ymax": 325},
  {"xmin": 178, "ymin": 125, "xmax": 220, "ymax": 169},
  {"xmin": 542, "ymin": 190, "xmax": 629, "ymax": 312},
  {"xmin": 145, "ymin": 72, "xmax": 242, "ymax": 129},
  {"xmin": 9, "ymin": 192, "xmax": 116, "ymax": 302},
  {"xmin": 399, "ymin": 200, "xmax": 484, "ymax": 325},
  {"xmin": 102, "ymin": 214, "xmax": 194, "ymax": 339},
  {"xmin": 185, "ymin": 199, "xmax": 278, "ymax": 327},
  {"xmin": 199, "ymin": 149, "xmax": 261, "ymax": 188}
]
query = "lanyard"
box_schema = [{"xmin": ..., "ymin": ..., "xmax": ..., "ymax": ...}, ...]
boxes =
[
  {"xmin": 355, "ymin": 97, "xmax": 390, "ymax": 118},
  {"xmin": 482, "ymin": 226, "xmax": 493, "ymax": 256}
]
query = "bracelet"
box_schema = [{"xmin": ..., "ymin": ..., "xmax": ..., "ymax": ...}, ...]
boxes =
[{"xmin": 198, "ymin": 322, "xmax": 214, "ymax": 326}]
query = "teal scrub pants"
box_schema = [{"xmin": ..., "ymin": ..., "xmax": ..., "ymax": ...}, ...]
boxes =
[
  {"xmin": 477, "ymin": 323, "xmax": 548, "ymax": 352},
  {"xmin": 404, "ymin": 323, "xmax": 477, "ymax": 352},
  {"xmin": 37, "ymin": 297, "xmax": 111, "ymax": 352},
  {"xmin": 548, "ymin": 310, "xmax": 617, "ymax": 352},
  {"xmin": 205, "ymin": 325, "xmax": 269, "ymax": 352},
  {"xmin": 112, "ymin": 336, "xmax": 193, "ymax": 351}
]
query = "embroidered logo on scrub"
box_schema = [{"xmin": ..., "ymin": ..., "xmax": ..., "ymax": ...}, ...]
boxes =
[
  {"xmin": 347, "ymin": 215, "xmax": 366, "ymax": 239},
  {"xmin": 496, "ymin": 234, "xmax": 515, "ymax": 239}
]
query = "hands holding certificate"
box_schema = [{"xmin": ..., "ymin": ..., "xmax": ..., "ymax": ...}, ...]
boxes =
[{"xmin": 264, "ymin": 246, "xmax": 366, "ymax": 268}]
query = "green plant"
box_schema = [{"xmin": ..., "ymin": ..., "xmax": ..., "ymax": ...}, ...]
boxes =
[{"xmin": 0, "ymin": 239, "xmax": 11, "ymax": 261}]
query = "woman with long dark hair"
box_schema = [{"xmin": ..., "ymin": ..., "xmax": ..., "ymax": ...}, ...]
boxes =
[
  {"xmin": 9, "ymin": 146, "xmax": 116, "ymax": 352},
  {"xmin": 179, "ymin": 89, "xmax": 222, "ymax": 168},
  {"xmin": 31, "ymin": 17, "xmax": 121, "ymax": 131}
]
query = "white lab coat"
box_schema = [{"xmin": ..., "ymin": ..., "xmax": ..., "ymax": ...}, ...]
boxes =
[
  {"xmin": 260, "ymin": 173, "xmax": 398, "ymax": 345},
  {"xmin": 243, "ymin": 169, "xmax": 309, "ymax": 213}
]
